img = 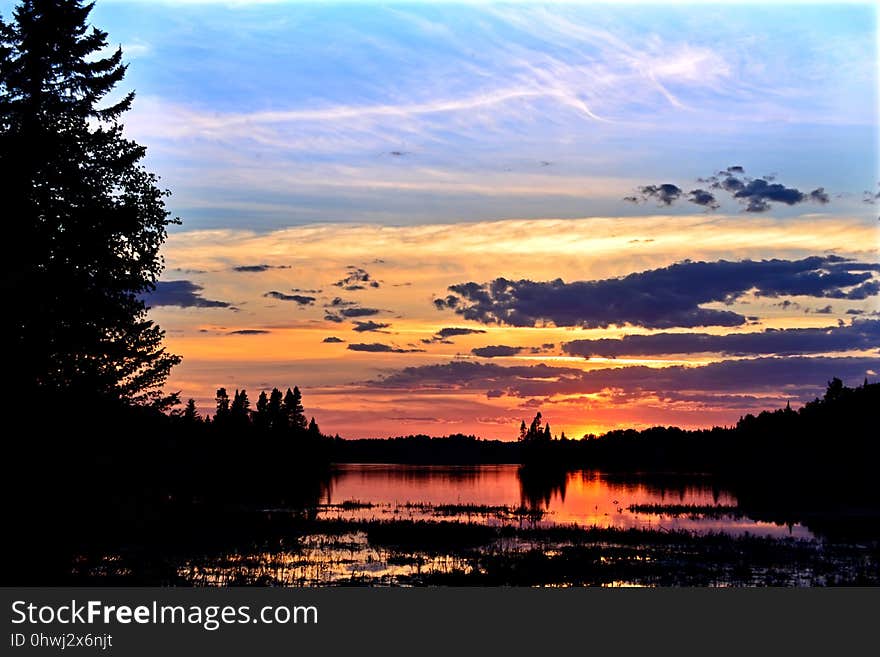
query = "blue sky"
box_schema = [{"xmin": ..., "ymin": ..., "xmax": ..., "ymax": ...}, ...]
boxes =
[{"xmin": 3, "ymin": 1, "xmax": 873, "ymax": 230}]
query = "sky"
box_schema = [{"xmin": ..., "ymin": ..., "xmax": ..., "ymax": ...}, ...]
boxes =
[{"xmin": 5, "ymin": 0, "xmax": 877, "ymax": 438}]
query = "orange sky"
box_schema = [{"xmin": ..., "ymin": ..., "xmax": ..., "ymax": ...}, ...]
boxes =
[{"xmin": 149, "ymin": 214, "xmax": 880, "ymax": 439}]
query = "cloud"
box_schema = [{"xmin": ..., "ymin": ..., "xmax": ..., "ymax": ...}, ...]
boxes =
[
  {"xmin": 228, "ymin": 329, "xmax": 271, "ymax": 335},
  {"xmin": 348, "ymin": 342, "xmax": 425, "ymax": 353},
  {"xmin": 471, "ymin": 345, "xmax": 524, "ymax": 358},
  {"xmin": 369, "ymin": 356, "xmax": 880, "ymax": 401},
  {"xmin": 323, "ymin": 336, "xmax": 345, "ymax": 343},
  {"xmin": 707, "ymin": 168, "xmax": 831, "ymax": 213},
  {"xmin": 562, "ymin": 319, "xmax": 880, "ymax": 358},
  {"xmin": 232, "ymin": 264, "xmax": 291, "ymax": 272},
  {"xmin": 334, "ymin": 266, "xmax": 380, "ymax": 291},
  {"xmin": 630, "ymin": 184, "xmax": 683, "ymax": 206},
  {"xmin": 434, "ymin": 256, "xmax": 879, "ymax": 329},
  {"xmin": 144, "ymin": 280, "xmax": 231, "ymax": 308},
  {"xmin": 687, "ymin": 189, "xmax": 719, "ymax": 209},
  {"xmin": 422, "ymin": 326, "xmax": 487, "ymax": 344},
  {"xmin": 352, "ymin": 320, "xmax": 391, "ymax": 333},
  {"xmin": 731, "ymin": 179, "xmax": 828, "ymax": 213},
  {"xmin": 263, "ymin": 291, "xmax": 316, "ymax": 305},
  {"xmin": 323, "ymin": 296, "xmax": 382, "ymax": 322},
  {"xmin": 339, "ymin": 307, "xmax": 381, "ymax": 318},
  {"xmin": 629, "ymin": 167, "xmax": 831, "ymax": 213}
]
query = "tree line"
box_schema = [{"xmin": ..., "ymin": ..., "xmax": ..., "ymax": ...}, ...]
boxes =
[{"xmin": 179, "ymin": 386, "xmax": 324, "ymax": 440}]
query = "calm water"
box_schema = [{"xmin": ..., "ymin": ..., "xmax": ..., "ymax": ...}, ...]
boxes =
[
  {"xmin": 152, "ymin": 464, "xmax": 832, "ymax": 585},
  {"xmin": 318, "ymin": 464, "xmax": 812, "ymax": 539}
]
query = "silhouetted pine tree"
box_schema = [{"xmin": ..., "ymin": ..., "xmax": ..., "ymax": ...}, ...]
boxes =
[
  {"xmin": 285, "ymin": 386, "xmax": 308, "ymax": 433},
  {"xmin": 268, "ymin": 387, "xmax": 284, "ymax": 432},
  {"xmin": 0, "ymin": 0, "xmax": 180, "ymax": 409},
  {"xmin": 214, "ymin": 388, "xmax": 230, "ymax": 425},
  {"xmin": 230, "ymin": 389, "xmax": 250, "ymax": 429},
  {"xmin": 183, "ymin": 398, "xmax": 199, "ymax": 424},
  {"xmin": 254, "ymin": 390, "xmax": 269, "ymax": 431}
]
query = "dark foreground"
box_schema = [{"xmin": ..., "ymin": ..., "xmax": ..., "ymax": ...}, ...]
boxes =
[{"xmin": 64, "ymin": 506, "xmax": 879, "ymax": 587}]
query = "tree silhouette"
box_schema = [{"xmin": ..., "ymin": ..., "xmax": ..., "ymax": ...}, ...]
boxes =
[
  {"xmin": 268, "ymin": 387, "xmax": 283, "ymax": 432},
  {"xmin": 286, "ymin": 386, "xmax": 308, "ymax": 433},
  {"xmin": 183, "ymin": 398, "xmax": 199, "ymax": 424},
  {"xmin": 255, "ymin": 390, "xmax": 269, "ymax": 431},
  {"xmin": 214, "ymin": 388, "xmax": 230, "ymax": 424},
  {"xmin": 0, "ymin": 0, "xmax": 180, "ymax": 408},
  {"xmin": 230, "ymin": 389, "xmax": 250, "ymax": 428}
]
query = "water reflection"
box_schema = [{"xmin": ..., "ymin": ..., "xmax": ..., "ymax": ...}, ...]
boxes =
[{"xmin": 322, "ymin": 464, "xmax": 812, "ymax": 538}]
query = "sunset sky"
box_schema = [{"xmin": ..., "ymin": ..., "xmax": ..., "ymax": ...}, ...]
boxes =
[{"xmin": 7, "ymin": 1, "xmax": 876, "ymax": 438}]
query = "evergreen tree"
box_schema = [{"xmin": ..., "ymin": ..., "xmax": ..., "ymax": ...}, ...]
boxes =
[
  {"xmin": 528, "ymin": 412, "xmax": 542, "ymax": 441},
  {"xmin": 518, "ymin": 420, "xmax": 527, "ymax": 442},
  {"xmin": 230, "ymin": 389, "xmax": 250, "ymax": 427},
  {"xmin": 183, "ymin": 398, "xmax": 199, "ymax": 424},
  {"xmin": 307, "ymin": 417, "xmax": 320, "ymax": 438},
  {"xmin": 268, "ymin": 387, "xmax": 283, "ymax": 431},
  {"xmin": 0, "ymin": 0, "xmax": 180, "ymax": 408},
  {"xmin": 285, "ymin": 386, "xmax": 307, "ymax": 433},
  {"xmin": 255, "ymin": 390, "xmax": 269, "ymax": 431},
  {"xmin": 214, "ymin": 388, "xmax": 230, "ymax": 424}
]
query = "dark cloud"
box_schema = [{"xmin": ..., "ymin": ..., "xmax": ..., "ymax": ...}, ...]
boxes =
[
  {"xmin": 328, "ymin": 297, "xmax": 357, "ymax": 307},
  {"xmin": 228, "ymin": 329, "xmax": 270, "ymax": 335},
  {"xmin": 731, "ymin": 179, "xmax": 826, "ymax": 212},
  {"xmin": 263, "ymin": 291, "xmax": 316, "ymax": 305},
  {"xmin": 334, "ymin": 266, "xmax": 380, "ymax": 291},
  {"xmin": 627, "ymin": 183, "xmax": 683, "ymax": 206},
  {"xmin": 324, "ymin": 314, "xmax": 344, "ymax": 323},
  {"xmin": 434, "ymin": 256, "xmax": 879, "ymax": 329},
  {"xmin": 144, "ymin": 280, "xmax": 231, "ymax": 308},
  {"xmin": 433, "ymin": 295, "xmax": 460, "ymax": 310},
  {"xmin": 339, "ymin": 307, "xmax": 381, "ymax": 318},
  {"xmin": 352, "ymin": 320, "xmax": 391, "ymax": 333},
  {"xmin": 231, "ymin": 264, "xmax": 291, "ymax": 273},
  {"xmin": 629, "ymin": 166, "xmax": 831, "ymax": 213},
  {"xmin": 687, "ymin": 189, "xmax": 719, "ymax": 209},
  {"xmin": 422, "ymin": 326, "xmax": 487, "ymax": 344},
  {"xmin": 348, "ymin": 343, "xmax": 425, "ymax": 353},
  {"xmin": 809, "ymin": 188, "xmax": 830, "ymax": 204},
  {"xmin": 370, "ymin": 357, "xmax": 879, "ymax": 402},
  {"xmin": 437, "ymin": 327, "xmax": 486, "ymax": 339},
  {"xmin": 471, "ymin": 345, "xmax": 523, "ymax": 358},
  {"xmin": 323, "ymin": 336, "xmax": 345, "ymax": 343},
  {"xmin": 562, "ymin": 319, "xmax": 880, "ymax": 358}
]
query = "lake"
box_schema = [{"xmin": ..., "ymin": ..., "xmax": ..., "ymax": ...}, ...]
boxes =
[
  {"xmin": 74, "ymin": 463, "xmax": 868, "ymax": 586},
  {"xmin": 317, "ymin": 464, "xmax": 812, "ymax": 539}
]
